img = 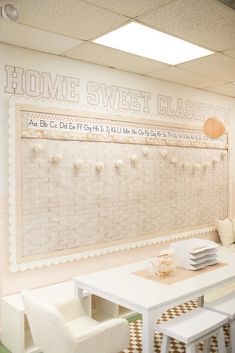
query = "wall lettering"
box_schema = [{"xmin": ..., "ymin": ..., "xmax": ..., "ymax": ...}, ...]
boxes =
[
  {"xmin": 5, "ymin": 65, "xmax": 80, "ymax": 102},
  {"xmin": 4, "ymin": 65, "xmax": 231, "ymax": 123},
  {"xmin": 157, "ymin": 95, "xmax": 230, "ymax": 122},
  {"xmin": 87, "ymin": 81, "xmax": 151, "ymax": 113},
  {"xmin": 26, "ymin": 114, "xmax": 226, "ymax": 145}
]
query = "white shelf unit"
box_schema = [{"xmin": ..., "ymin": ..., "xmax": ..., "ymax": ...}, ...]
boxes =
[
  {"xmin": 118, "ymin": 305, "xmax": 136, "ymax": 319},
  {"xmin": 91, "ymin": 295, "xmax": 135, "ymax": 322},
  {"xmin": 1, "ymin": 281, "xmax": 136, "ymax": 353}
]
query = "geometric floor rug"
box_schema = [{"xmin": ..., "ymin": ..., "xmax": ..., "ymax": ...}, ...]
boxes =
[{"xmin": 122, "ymin": 300, "xmax": 230, "ymax": 353}]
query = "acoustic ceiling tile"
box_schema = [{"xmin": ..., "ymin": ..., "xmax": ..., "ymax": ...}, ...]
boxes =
[
  {"xmin": 0, "ymin": 21, "xmax": 83, "ymax": 54},
  {"xmin": 146, "ymin": 67, "xmax": 226, "ymax": 89},
  {"xmin": 84, "ymin": 0, "xmax": 175, "ymax": 18},
  {"xmin": 178, "ymin": 53, "xmax": 235, "ymax": 82},
  {"xmin": 65, "ymin": 42, "xmax": 168, "ymax": 74},
  {"xmin": 137, "ymin": 0, "xmax": 235, "ymax": 51},
  {"xmin": 223, "ymin": 48, "xmax": 235, "ymax": 59},
  {"xmin": 13, "ymin": 0, "xmax": 128, "ymax": 40},
  {"xmin": 205, "ymin": 83, "xmax": 235, "ymax": 98}
]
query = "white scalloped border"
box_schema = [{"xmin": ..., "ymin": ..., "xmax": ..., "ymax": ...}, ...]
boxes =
[
  {"xmin": 7, "ymin": 96, "xmax": 224, "ymax": 272},
  {"xmin": 10, "ymin": 226, "xmax": 215, "ymax": 272}
]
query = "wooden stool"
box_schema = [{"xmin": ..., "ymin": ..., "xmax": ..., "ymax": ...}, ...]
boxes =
[
  {"xmin": 204, "ymin": 292, "xmax": 235, "ymax": 353},
  {"xmin": 156, "ymin": 307, "xmax": 228, "ymax": 353}
]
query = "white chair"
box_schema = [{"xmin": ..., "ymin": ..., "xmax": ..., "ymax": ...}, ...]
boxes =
[
  {"xmin": 204, "ymin": 292, "xmax": 235, "ymax": 353},
  {"xmin": 156, "ymin": 307, "xmax": 228, "ymax": 353},
  {"xmin": 22, "ymin": 290, "xmax": 129, "ymax": 353}
]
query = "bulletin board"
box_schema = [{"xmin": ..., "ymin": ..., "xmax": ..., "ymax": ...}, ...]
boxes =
[{"xmin": 8, "ymin": 104, "xmax": 229, "ymax": 271}]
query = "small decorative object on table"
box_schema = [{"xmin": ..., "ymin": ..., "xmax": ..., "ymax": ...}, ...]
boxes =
[
  {"xmin": 156, "ymin": 248, "xmax": 176, "ymax": 277},
  {"xmin": 146, "ymin": 249, "xmax": 176, "ymax": 277}
]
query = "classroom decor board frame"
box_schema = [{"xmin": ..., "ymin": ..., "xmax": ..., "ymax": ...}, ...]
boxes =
[{"xmin": 8, "ymin": 99, "xmax": 230, "ymax": 272}]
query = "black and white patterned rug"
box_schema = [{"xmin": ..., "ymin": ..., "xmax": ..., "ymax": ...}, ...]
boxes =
[{"xmin": 122, "ymin": 300, "xmax": 230, "ymax": 353}]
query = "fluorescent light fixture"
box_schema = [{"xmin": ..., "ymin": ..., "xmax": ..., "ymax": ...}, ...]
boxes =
[{"xmin": 93, "ymin": 22, "xmax": 214, "ymax": 65}]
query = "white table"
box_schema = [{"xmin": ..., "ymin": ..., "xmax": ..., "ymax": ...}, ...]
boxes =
[{"xmin": 74, "ymin": 247, "xmax": 235, "ymax": 353}]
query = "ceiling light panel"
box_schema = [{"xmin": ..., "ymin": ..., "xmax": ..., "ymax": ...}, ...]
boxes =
[{"xmin": 93, "ymin": 22, "xmax": 214, "ymax": 65}]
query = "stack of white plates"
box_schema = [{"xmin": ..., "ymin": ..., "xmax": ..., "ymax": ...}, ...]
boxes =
[{"xmin": 171, "ymin": 238, "xmax": 219, "ymax": 270}]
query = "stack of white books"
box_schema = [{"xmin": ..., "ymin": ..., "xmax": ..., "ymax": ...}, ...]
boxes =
[{"xmin": 171, "ymin": 238, "xmax": 219, "ymax": 270}]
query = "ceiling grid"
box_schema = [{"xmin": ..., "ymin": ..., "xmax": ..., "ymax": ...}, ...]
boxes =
[{"xmin": 0, "ymin": 0, "xmax": 235, "ymax": 97}]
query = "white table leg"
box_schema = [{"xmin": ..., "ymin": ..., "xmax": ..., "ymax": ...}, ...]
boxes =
[
  {"xmin": 203, "ymin": 338, "xmax": 211, "ymax": 352},
  {"xmin": 161, "ymin": 334, "xmax": 170, "ymax": 353},
  {"xmin": 197, "ymin": 296, "xmax": 204, "ymax": 307},
  {"xmin": 73, "ymin": 282, "xmax": 91, "ymax": 315},
  {"xmin": 216, "ymin": 327, "xmax": 226, "ymax": 353},
  {"xmin": 186, "ymin": 343, "xmax": 197, "ymax": 353},
  {"xmin": 74, "ymin": 280, "xmax": 83, "ymax": 298},
  {"xmin": 142, "ymin": 310, "xmax": 156, "ymax": 353},
  {"xmin": 230, "ymin": 319, "xmax": 235, "ymax": 353}
]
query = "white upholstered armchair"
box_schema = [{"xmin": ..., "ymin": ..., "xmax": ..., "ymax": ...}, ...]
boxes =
[{"xmin": 22, "ymin": 290, "xmax": 129, "ymax": 353}]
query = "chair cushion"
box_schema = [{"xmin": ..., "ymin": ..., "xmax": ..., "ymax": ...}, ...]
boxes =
[
  {"xmin": 67, "ymin": 316, "xmax": 98, "ymax": 337},
  {"xmin": 56, "ymin": 297, "xmax": 85, "ymax": 321},
  {"xmin": 72, "ymin": 318, "xmax": 130, "ymax": 353},
  {"xmin": 216, "ymin": 218, "xmax": 234, "ymax": 247}
]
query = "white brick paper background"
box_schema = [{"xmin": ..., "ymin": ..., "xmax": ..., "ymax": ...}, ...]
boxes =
[{"xmin": 21, "ymin": 139, "xmax": 228, "ymax": 257}]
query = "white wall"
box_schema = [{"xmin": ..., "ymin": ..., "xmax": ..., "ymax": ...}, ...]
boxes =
[{"xmin": 0, "ymin": 42, "xmax": 235, "ymax": 298}]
